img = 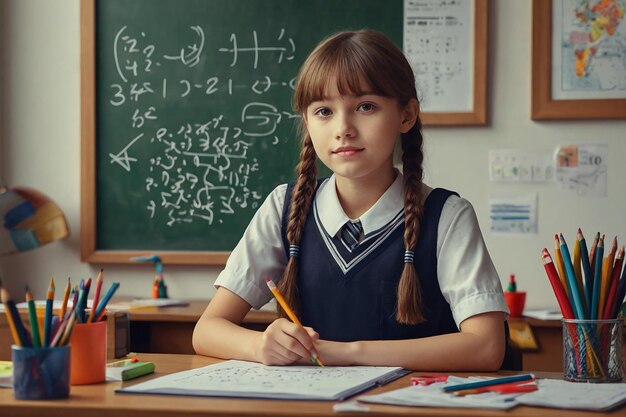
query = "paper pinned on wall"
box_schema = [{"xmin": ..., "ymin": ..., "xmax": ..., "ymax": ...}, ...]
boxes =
[
  {"xmin": 403, "ymin": 0, "xmax": 473, "ymax": 112},
  {"xmin": 554, "ymin": 144, "xmax": 607, "ymax": 197},
  {"xmin": 489, "ymin": 193, "xmax": 538, "ymax": 235},
  {"xmin": 488, "ymin": 149, "xmax": 554, "ymax": 182}
]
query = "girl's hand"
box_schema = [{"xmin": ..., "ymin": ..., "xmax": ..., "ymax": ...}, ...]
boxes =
[{"xmin": 254, "ymin": 318, "xmax": 320, "ymax": 365}]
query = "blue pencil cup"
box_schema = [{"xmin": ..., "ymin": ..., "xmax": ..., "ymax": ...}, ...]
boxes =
[{"xmin": 12, "ymin": 345, "xmax": 71, "ymax": 400}]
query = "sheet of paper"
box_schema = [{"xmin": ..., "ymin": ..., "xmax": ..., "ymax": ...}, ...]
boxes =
[
  {"xmin": 361, "ymin": 377, "xmax": 626, "ymax": 412},
  {"xmin": 517, "ymin": 379, "xmax": 626, "ymax": 411},
  {"xmin": 489, "ymin": 149, "xmax": 554, "ymax": 182},
  {"xmin": 403, "ymin": 0, "xmax": 473, "ymax": 112},
  {"xmin": 555, "ymin": 144, "xmax": 607, "ymax": 197},
  {"xmin": 489, "ymin": 193, "xmax": 538, "ymax": 235},
  {"xmin": 359, "ymin": 376, "xmax": 518, "ymax": 410},
  {"xmin": 523, "ymin": 309, "xmax": 563, "ymax": 320},
  {"xmin": 117, "ymin": 360, "xmax": 406, "ymax": 401}
]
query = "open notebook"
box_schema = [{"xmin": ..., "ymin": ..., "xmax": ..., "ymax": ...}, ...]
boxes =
[{"xmin": 117, "ymin": 359, "xmax": 408, "ymax": 401}]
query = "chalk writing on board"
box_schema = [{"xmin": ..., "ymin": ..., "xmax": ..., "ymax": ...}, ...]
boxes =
[{"xmin": 107, "ymin": 26, "xmax": 299, "ymax": 228}]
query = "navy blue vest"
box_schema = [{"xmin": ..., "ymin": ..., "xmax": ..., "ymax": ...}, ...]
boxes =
[{"xmin": 281, "ymin": 181, "xmax": 459, "ymax": 342}]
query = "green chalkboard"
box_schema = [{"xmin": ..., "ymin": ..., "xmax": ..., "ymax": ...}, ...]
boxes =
[{"xmin": 82, "ymin": 0, "xmax": 402, "ymax": 264}]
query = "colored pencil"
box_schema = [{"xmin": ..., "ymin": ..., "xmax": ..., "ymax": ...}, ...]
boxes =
[
  {"xmin": 578, "ymin": 229, "xmax": 593, "ymax": 315},
  {"xmin": 541, "ymin": 249, "xmax": 574, "ymax": 319},
  {"xmin": 88, "ymin": 270, "xmax": 104, "ymax": 323},
  {"xmin": 50, "ymin": 315, "xmax": 69, "ymax": 347},
  {"xmin": 589, "ymin": 232, "xmax": 600, "ymax": 273},
  {"xmin": 76, "ymin": 282, "xmax": 87, "ymax": 323},
  {"xmin": 94, "ymin": 282, "xmax": 120, "ymax": 321},
  {"xmin": 603, "ymin": 246, "xmax": 624, "ymax": 320},
  {"xmin": 454, "ymin": 381, "xmax": 538, "ymax": 396},
  {"xmin": 59, "ymin": 277, "xmax": 71, "ymax": 319},
  {"xmin": 1, "ymin": 288, "xmax": 22, "ymax": 347},
  {"xmin": 611, "ymin": 260, "xmax": 626, "ymax": 318},
  {"xmin": 25, "ymin": 286, "xmax": 41, "ymax": 348},
  {"xmin": 81, "ymin": 277, "xmax": 92, "ymax": 318},
  {"xmin": 590, "ymin": 236, "xmax": 605, "ymax": 319},
  {"xmin": 70, "ymin": 285, "xmax": 79, "ymax": 318},
  {"xmin": 1, "ymin": 288, "xmax": 32, "ymax": 347},
  {"xmin": 554, "ymin": 235, "xmax": 569, "ymax": 298},
  {"xmin": 265, "ymin": 278, "xmax": 324, "ymax": 367},
  {"xmin": 59, "ymin": 308, "xmax": 78, "ymax": 346},
  {"xmin": 443, "ymin": 373, "xmax": 535, "ymax": 393},
  {"xmin": 559, "ymin": 234, "xmax": 585, "ymax": 320},
  {"xmin": 43, "ymin": 278, "xmax": 55, "ymax": 347},
  {"xmin": 573, "ymin": 237, "xmax": 587, "ymax": 315},
  {"xmin": 599, "ymin": 237, "xmax": 617, "ymax": 319}
]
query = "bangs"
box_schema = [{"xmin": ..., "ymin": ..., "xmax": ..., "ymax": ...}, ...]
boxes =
[{"xmin": 294, "ymin": 39, "xmax": 395, "ymax": 112}]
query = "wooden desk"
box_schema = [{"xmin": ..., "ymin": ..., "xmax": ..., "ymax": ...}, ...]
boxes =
[
  {"xmin": 510, "ymin": 317, "xmax": 626, "ymax": 372},
  {"xmin": 2, "ymin": 353, "xmax": 622, "ymax": 417},
  {"xmin": 127, "ymin": 299, "xmax": 275, "ymax": 354}
]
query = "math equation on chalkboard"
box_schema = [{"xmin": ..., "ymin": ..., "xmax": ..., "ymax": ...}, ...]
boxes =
[{"xmin": 104, "ymin": 26, "xmax": 299, "ymax": 227}]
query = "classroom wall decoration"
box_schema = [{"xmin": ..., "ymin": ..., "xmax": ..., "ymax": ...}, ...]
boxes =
[{"xmin": 531, "ymin": 0, "xmax": 626, "ymax": 120}]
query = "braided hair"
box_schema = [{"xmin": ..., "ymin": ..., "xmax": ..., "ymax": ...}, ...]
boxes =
[{"xmin": 279, "ymin": 30, "xmax": 426, "ymax": 324}]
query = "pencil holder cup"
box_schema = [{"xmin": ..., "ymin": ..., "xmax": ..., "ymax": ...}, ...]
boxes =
[
  {"xmin": 504, "ymin": 292, "xmax": 526, "ymax": 318},
  {"xmin": 562, "ymin": 319, "xmax": 624, "ymax": 383},
  {"xmin": 12, "ymin": 345, "xmax": 70, "ymax": 400},
  {"xmin": 69, "ymin": 320, "xmax": 107, "ymax": 385}
]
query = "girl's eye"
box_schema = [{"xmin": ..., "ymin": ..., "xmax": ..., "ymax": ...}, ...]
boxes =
[
  {"xmin": 357, "ymin": 103, "xmax": 375, "ymax": 112},
  {"xmin": 315, "ymin": 108, "xmax": 332, "ymax": 117}
]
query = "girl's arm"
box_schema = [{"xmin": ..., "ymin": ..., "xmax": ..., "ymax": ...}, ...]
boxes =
[
  {"xmin": 193, "ymin": 287, "xmax": 319, "ymax": 364},
  {"xmin": 315, "ymin": 311, "xmax": 506, "ymax": 371}
]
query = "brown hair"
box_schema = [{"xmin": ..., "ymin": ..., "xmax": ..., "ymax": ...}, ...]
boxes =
[{"xmin": 278, "ymin": 30, "xmax": 426, "ymax": 325}]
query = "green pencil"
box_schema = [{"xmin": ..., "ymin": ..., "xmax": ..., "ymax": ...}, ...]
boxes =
[{"xmin": 25, "ymin": 286, "xmax": 41, "ymax": 348}]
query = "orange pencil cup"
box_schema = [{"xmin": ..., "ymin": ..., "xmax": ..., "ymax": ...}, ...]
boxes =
[{"xmin": 69, "ymin": 320, "xmax": 107, "ymax": 385}]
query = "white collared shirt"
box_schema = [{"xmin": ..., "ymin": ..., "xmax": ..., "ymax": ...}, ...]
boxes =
[{"xmin": 214, "ymin": 173, "xmax": 508, "ymax": 328}]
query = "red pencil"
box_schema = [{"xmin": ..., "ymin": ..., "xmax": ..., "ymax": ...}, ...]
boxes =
[
  {"xmin": 603, "ymin": 246, "xmax": 624, "ymax": 320},
  {"xmin": 541, "ymin": 248, "xmax": 575, "ymax": 319},
  {"xmin": 88, "ymin": 269, "xmax": 104, "ymax": 323}
]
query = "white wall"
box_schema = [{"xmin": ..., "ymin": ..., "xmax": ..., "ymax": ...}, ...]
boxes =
[{"xmin": 2, "ymin": 0, "xmax": 625, "ymax": 311}]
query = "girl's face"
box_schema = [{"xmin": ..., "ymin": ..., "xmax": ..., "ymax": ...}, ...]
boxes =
[{"xmin": 304, "ymin": 79, "xmax": 416, "ymax": 186}]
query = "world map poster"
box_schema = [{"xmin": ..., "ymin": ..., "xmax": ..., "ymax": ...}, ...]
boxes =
[{"xmin": 552, "ymin": 0, "xmax": 626, "ymax": 100}]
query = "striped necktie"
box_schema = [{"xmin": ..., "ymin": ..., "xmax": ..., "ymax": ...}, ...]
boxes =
[{"xmin": 340, "ymin": 220, "xmax": 363, "ymax": 251}]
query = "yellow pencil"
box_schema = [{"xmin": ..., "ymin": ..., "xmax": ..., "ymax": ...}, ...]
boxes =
[
  {"xmin": 59, "ymin": 277, "xmax": 71, "ymax": 319},
  {"xmin": 599, "ymin": 236, "xmax": 617, "ymax": 319},
  {"xmin": 554, "ymin": 234, "xmax": 569, "ymax": 298},
  {"xmin": 265, "ymin": 278, "xmax": 324, "ymax": 367},
  {"xmin": 1, "ymin": 288, "xmax": 21, "ymax": 346}
]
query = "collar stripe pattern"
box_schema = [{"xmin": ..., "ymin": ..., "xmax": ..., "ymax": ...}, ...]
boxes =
[{"xmin": 313, "ymin": 201, "xmax": 405, "ymax": 274}]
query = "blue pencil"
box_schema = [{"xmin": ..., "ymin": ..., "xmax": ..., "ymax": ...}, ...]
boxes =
[
  {"xmin": 93, "ymin": 282, "xmax": 120, "ymax": 321},
  {"xmin": 559, "ymin": 234, "xmax": 585, "ymax": 320},
  {"xmin": 75, "ymin": 283, "xmax": 87, "ymax": 323},
  {"xmin": 590, "ymin": 237, "xmax": 605, "ymax": 319},
  {"xmin": 43, "ymin": 278, "xmax": 55, "ymax": 347},
  {"xmin": 443, "ymin": 373, "xmax": 535, "ymax": 393}
]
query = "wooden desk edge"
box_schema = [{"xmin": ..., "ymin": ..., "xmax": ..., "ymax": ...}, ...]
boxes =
[{"xmin": 0, "ymin": 353, "xmax": 583, "ymax": 417}]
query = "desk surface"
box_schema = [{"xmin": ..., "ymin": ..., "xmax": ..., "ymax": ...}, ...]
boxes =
[
  {"xmin": 121, "ymin": 298, "xmax": 277, "ymax": 324},
  {"xmin": 2, "ymin": 353, "xmax": 624, "ymax": 417}
]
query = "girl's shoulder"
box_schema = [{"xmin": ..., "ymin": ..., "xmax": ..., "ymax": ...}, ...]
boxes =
[{"xmin": 421, "ymin": 184, "xmax": 476, "ymax": 223}]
